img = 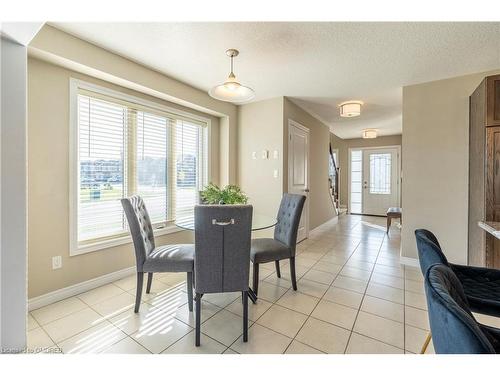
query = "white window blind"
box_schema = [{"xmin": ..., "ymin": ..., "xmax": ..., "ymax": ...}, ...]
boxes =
[
  {"xmin": 78, "ymin": 95, "xmax": 127, "ymax": 242},
  {"xmin": 75, "ymin": 86, "xmax": 208, "ymax": 248}
]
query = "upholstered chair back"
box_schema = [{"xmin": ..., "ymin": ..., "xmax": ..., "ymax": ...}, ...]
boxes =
[
  {"xmin": 425, "ymin": 264, "xmax": 495, "ymax": 354},
  {"xmin": 194, "ymin": 205, "xmax": 253, "ymax": 294},
  {"xmin": 415, "ymin": 229, "xmax": 449, "ymax": 275},
  {"xmin": 121, "ymin": 196, "xmax": 156, "ymax": 271},
  {"xmin": 274, "ymin": 194, "xmax": 306, "ymax": 256}
]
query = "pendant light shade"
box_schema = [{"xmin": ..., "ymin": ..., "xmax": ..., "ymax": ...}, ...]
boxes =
[
  {"xmin": 362, "ymin": 129, "xmax": 378, "ymax": 139},
  {"xmin": 339, "ymin": 101, "xmax": 363, "ymax": 117},
  {"xmin": 209, "ymin": 49, "xmax": 255, "ymax": 103}
]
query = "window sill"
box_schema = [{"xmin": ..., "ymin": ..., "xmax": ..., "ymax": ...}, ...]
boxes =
[{"xmin": 70, "ymin": 224, "xmax": 187, "ymax": 256}]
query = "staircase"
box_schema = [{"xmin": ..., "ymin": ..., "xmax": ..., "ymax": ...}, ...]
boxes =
[{"xmin": 329, "ymin": 143, "xmax": 340, "ymax": 215}]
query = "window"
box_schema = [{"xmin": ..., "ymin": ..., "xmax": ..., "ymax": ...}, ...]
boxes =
[
  {"xmin": 350, "ymin": 150, "xmax": 362, "ymax": 214},
  {"xmin": 369, "ymin": 153, "xmax": 391, "ymax": 194},
  {"xmin": 70, "ymin": 80, "xmax": 209, "ymax": 254}
]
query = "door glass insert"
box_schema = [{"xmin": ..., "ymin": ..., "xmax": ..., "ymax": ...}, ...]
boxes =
[
  {"xmin": 350, "ymin": 150, "xmax": 362, "ymax": 213},
  {"xmin": 369, "ymin": 153, "xmax": 391, "ymax": 194}
]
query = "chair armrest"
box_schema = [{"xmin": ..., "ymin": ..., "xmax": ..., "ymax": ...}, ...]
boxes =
[{"xmin": 451, "ymin": 263, "xmax": 500, "ymax": 281}]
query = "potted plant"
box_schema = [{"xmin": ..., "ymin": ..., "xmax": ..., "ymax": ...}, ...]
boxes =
[{"xmin": 199, "ymin": 183, "xmax": 249, "ymax": 205}]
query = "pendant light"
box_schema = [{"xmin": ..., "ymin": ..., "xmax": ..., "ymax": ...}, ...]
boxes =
[
  {"xmin": 209, "ymin": 49, "xmax": 255, "ymax": 103},
  {"xmin": 339, "ymin": 101, "xmax": 363, "ymax": 117}
]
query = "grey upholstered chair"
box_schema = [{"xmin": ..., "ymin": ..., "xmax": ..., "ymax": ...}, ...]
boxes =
[
  {"xmin": 194, "ymin": 204, "xmax": 253, "ymax": 347},
  {"xmin": 121, "ymin": 196, "xmax": 194, "ymax": 313},
  {"xmin": 250, "ymin": 194, "xmax": 306, "ymax": 295}
]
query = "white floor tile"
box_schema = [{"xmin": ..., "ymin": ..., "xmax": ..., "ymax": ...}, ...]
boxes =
[
  {"xmin": 27, "ymin": 327, "xmax": 55, "ymax": 349},
  {"xmin": 77, "ymin": 284, "xmax": 124, "ymax": 306},
  {"xmin": 353, "ymin": 311, "xmax": 404, "ymax": 349},
  {"xmin": 366, "ymin": 282, "xmax": 404, "ymax": 304},
  {"xmin": 92, "ymin": 293, "xmax": 136, "ymax": 318},
  {"xmin": 58, "ymin": 322, "xmax": 126, "ymax": 354},
  {"xmin": 162, "ymin": 332, "xmax": 226, "ymax": 354},
  {"xmin": 102, "ymin": 337, "xmax": 150, "ymax": 354},
  {"xmin": 361, "ymin": 295, "xmax": 404, "ymax": 323},
  {"xmin": 43, "ymin": 307, "xmax": 105, "ymax": 343},
  {"xmin": 230, "ymin": 324, "xmax": 292, "ymax": 354},
  {"xmin": 405, "ymin": 306, "xmax": 430, "ymax": 330},
  {"xmin": 31, "ymin": 297, "xmax": 87, "ymax": 325},
  {"xmin": 332, "ymin": 275, "xmax": 368, "ymax": 293},
  {"xmin": 296, "ymin": 317, "xmax": 350, "ymax": 354},
  {"xmin": 201, "ymin": 310, "xmax": 248, "ymax": 346},
  {"xmin": 257, "ymin": 304, "xmax": 308, "ymax": 338},
  {"xmin": 311, "ymin": 300, "xmax": 358, "ymax": 330},
  {"xmin": 302, "ymin": 269, "xmax": 336, "ymax": 285},
  {"xmin": 346, "ymin": 333, "xmax": 404, "ymax": 354},
  {"xmin": 323, "ymin": 286, "xmax": 364, "ymax": 309},
  {"xmin": 285, "ymin": 340, "xmax": 324, "ymax": 354},
  {"xmin": 295, "ymin": 278, "xmax": 329, "ymax": 298},
  {"xmin": 256, "ymin": 281, "xmax": 288, "ymax": 303},
  {"xmin": 131, "ymin": 316, "xmax": 192, "ymax": 353},
  {"xmin": 405, "ymin": 324, "xmax": 429, "ymax": 354},
  {"xmin": 276, "ymin": 290, "xmax": 320, "ymax": 315},
  {"xmin": 225, "ymin": 298, "xmax": 273, "ymax": 322}
]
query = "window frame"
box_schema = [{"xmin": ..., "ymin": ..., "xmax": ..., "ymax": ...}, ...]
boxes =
[{"xmin": 69, "ymin": 79, "xmax": 211, "ymax": 256}]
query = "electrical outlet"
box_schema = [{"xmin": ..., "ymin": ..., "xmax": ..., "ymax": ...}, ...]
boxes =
[{"xmin": 52, "ymin": 256, "xmax": 62, "ymax": 270}]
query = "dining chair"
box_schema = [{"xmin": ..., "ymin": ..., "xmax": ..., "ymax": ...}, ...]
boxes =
[
  {"xmin": 121, "ymin": 196, "xmax": 194, "ymax": 313},
  {"xmin": 250, "ymin": 194, "xmax": 306, "ymax": 296},
  {"xmin": 415, "ymin": 229, "xmax": 500, "ymax": 353},
  {"xmin": 194, "ymin": 204, "xmax": 253, "ymax": 347},
  {"xmin": 415, "ymin": 229, "xmax": 500, "ymax": 317},
  {"xmin": 425, "ymin": 264, "xmax": 500, "ymax": 354}
]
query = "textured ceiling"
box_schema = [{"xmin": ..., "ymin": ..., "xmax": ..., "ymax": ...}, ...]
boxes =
[{"xmin": 51, "ymin": 22, "xmax": 500, "ymax": 138}]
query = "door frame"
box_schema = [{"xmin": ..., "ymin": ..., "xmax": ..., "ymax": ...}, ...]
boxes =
[
  {"xmin": 287, "ymin": 119, "xmax": 310, "ymax": 240},
  {"xmin": 347, "ymin": 145, "xmax": 401, "ymax": 215}
]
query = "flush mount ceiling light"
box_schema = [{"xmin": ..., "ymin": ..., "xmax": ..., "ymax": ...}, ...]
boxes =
[
  {"xmin": 209, "ymin": 49, "xmax": 255, "ymax": 103},
  {"xmin": 362, "ymin": 129, "xmax": 378, "ymax": 139},
  {"xmin": 339, "ymin": 101, "xmax": 363, "ymax": 118}
]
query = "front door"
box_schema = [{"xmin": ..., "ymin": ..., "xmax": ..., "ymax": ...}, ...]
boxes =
[
  {"xmin": 361, "ymin": 148, "xmax": 400, "ymax": 215},
  {"xmin": 288, "ymin": 120, "xmax": 310, "ymax": 242}
]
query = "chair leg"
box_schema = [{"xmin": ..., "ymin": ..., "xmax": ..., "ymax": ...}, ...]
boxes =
[
  {"xmin": 420, "ymin": 332, "xmax": 432, "ymax": 354},
  {"xmin": 253, "ymin": 263, "xmax": 260, "ymax": 296},
  {"xmin": 386, "ymin": 216, "xmax": 391, "ymax": 234},
  {"xmin": 187, "ymin": 272, "xmax": 193, "ymax": 312},
  {"xmin": 134, "ymin": 272, "xmax": 144, "ymax": 313},
  {"xmin": 146, "ymin": 272, "xmax": 153, "ymax": 294},
  {"xmin": 195, "ymin": 293, "xmax": 202, "ymax": 347},
  {"xmin": 275, "ymin": 260, "xmax": 281, "ymax": 278},
  {"xmin": 290, "ymin": 257, "xmax": 298, "ymax": 291},
  {"xmin": 242, "ymin": 291, "xmax": 248, "ymax": 342}
]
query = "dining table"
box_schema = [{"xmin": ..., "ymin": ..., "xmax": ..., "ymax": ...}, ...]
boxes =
[{"xmin": 174, "ymin": 212, "xmax": 277, "ymax": 304}]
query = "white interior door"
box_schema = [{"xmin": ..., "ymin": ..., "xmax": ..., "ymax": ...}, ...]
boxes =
[
  {"xmin": 288, "ymin": 120, "xmax": 310, "ymax": 242},
  {"xmin": 362, "ymin": 148, "xmax": 400, "ymax": 215}
]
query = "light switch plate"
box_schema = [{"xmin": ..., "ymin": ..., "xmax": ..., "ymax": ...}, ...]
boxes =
[
  {"xmin": 251, "ymin": 151, "xmax": 257, "ymax": 160},
  {"xmin": 273, "ymin": 150, "xmax": 279, "ymax": 159},
  {"xmin": 273, "ymin": 169, "xmax": 279, "ymax": 178}
]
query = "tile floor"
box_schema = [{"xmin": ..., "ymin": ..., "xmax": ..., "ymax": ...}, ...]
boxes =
[{"xmin": 27, "ymin": 214, "xmax": 500, "ymax": 354}]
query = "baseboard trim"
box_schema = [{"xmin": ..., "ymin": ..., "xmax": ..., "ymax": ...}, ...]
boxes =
[
  {"xmin": 400, "ymin": 256, "xmax": 420, "ymax": 269},
  {"xmin": 28, "ymin": 266, "xmax": 136, "ymax": 311}
]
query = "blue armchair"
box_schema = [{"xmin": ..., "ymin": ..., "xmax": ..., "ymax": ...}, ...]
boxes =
[
  {"xmin": 415, "ymin": 229, "xmax": 500, "ymax": 318},
  {"xmin": 425, "ymin": 264, "xmax": 500, "ymax": 354}
]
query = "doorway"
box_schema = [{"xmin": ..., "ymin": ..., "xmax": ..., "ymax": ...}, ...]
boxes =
[
  {"xmin": 349, "ymin": 146, "xmax": 400, "ymax": 216},
  {"xmin": 288, "ymin": 120, "xmax": 310, "ymax": 242}
]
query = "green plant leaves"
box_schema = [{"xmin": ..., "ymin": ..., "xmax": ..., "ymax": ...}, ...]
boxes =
[{"xmin": 200, "ymin": 183, "xmax": 248, "ymax": 204}]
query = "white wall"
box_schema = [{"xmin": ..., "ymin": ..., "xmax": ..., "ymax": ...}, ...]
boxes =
[
  {"xmin": 0, "ymin": 36, "xmax": 28, "ymax": 351},
  {"xmin": 401, "ymin": 68, "xmax": 500, "ymax": 264}
]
